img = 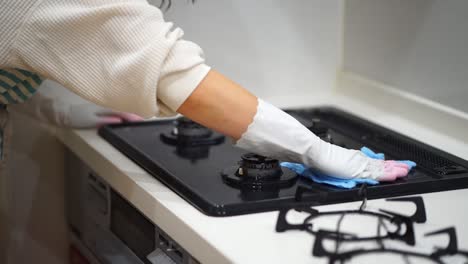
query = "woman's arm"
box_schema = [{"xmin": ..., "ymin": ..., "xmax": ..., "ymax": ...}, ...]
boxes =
[
  {"xmin": 178, "ymin": 69, "xmax": 410, "ymax": 182},
  {"xmin": 178, "ymin": 70, "xmax": 257, "ymax": 140},
  {"xmin": 7, "ymin": 0, "xmax": 208, "ymax": 118},
  {"xmin": 10, "ymin": 80, "xmax": 142, "ymax": 128}
]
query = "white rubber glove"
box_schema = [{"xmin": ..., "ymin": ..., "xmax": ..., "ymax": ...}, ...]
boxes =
[
  {"xmin": 10, "ymin": 81, "xmax": 143, "ymax": 129},
  {"xmin": 235, "ymin": 99, "xmax": 410, "ymax": 181}
]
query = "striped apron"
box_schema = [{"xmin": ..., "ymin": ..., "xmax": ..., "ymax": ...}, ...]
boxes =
[
  {"xmin": 0, "ymin": 68, "xmax": 42, "ymax": 260},
  {"xmin": 0, "ymin": 68, "xmax": 42, "ymax": 167}
]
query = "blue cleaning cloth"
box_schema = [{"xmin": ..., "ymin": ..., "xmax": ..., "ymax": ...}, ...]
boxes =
[{"xmin": 281, "ymin": 147, "xmax": 417, "ymax": 189}]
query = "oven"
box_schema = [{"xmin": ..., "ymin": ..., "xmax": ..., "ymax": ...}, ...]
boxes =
[{"xmin": 65, "ymin": 150, "xmax": 200, "ymax": 264}]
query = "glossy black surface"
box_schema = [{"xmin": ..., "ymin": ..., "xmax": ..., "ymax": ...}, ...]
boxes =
[{"xmin": 99, "ymin": 107, "xmax": 468, "ymax": 216}]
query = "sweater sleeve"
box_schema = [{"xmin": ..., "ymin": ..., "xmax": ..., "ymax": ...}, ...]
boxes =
[{"xmin": 7, "ymin": 0, "xmax": 211, "ymax": 117}]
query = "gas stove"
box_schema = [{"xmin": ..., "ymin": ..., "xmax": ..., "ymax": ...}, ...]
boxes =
[{"xmin": 98, "ymin": 107, "xmax": 468, "ymax": 216}]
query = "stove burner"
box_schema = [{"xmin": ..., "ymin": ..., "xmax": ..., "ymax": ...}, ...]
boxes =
[
  {"xmin": 175, "ymin": 145, "xmax": 210, "ymax": 161},
  {"xmin": 238, "ymin": 153, "xmax": 283, "ymax": 180},
  {"xmin": 174, "ymin": 117, "xmax": 213, "ymax": 138},
  {"xmin": 160, "ymin": 117, "xmax": 225, "ymax": 147},
  {"xmin": 221, "ymin": 153, "xmax": 297, "ymax": 190}
]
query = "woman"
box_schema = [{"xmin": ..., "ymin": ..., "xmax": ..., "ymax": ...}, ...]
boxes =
[{"xmin": 0, "ymin": 0, "xmax": 410, "ymax": 181}]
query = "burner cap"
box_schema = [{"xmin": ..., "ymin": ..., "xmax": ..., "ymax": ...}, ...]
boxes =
[
  {"xmin": 160, "ymin": 117, "xmax": 224, "ymax": 147},
  {"xmin": 238, "ymin": 153, "xmax": 282, "ymax": 180},
  {"xmin": 175, "ymin": 117, "xmax": 213, "ymax": 138},
  {"xmin": 175, "ymin": 145, "xmax": 210, "ymax": 161},
  {"xmin": 221, "ymin": 153, "xmax": 297, "ymax": 190}
]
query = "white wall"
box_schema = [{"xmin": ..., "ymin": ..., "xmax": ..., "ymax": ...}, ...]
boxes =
[
  {"xmin": 152, "ymin": 0, "xmax": 343, "ymax": 102},
  {"xmin": 343, "ymin": 0, "xmax": 468, "ymax": 113}
]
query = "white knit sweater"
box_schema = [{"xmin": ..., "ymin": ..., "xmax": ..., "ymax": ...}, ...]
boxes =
[{"xmin": 0, "ymin": 0, "xmax": 211, "ymax": 117}]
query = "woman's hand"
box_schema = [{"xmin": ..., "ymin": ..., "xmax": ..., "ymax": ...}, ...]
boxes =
[
  {"xmin": 59, "ymin": 103, "xmax": 143, "ymax": 128},
  {"xmin": 10, "ymin": 80, "xmax": 143, "ymax": 128},
  {"xmin": 234, "ymin": 99, "xmax": 410, "ymax": 181}
]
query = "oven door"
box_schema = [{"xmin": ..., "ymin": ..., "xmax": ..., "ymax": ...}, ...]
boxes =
[{"xmin": 65, "ymin": 150, "xmax": 198, "ymax": 264}]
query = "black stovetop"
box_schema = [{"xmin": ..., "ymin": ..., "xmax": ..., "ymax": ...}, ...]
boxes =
[{"xmin": 98, "ymin": 107, "xmax": 468, "ymax": 216}]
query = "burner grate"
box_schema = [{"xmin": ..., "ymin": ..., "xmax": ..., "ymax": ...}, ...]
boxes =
[{"xmin": 276, "ymin": 192, "xmax": 468, "ymax": 264}]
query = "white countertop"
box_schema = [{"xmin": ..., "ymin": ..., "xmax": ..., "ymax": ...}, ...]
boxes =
[{"xmin": 56, "ymin": 79, "xmax": 468, "ymax": 264}]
